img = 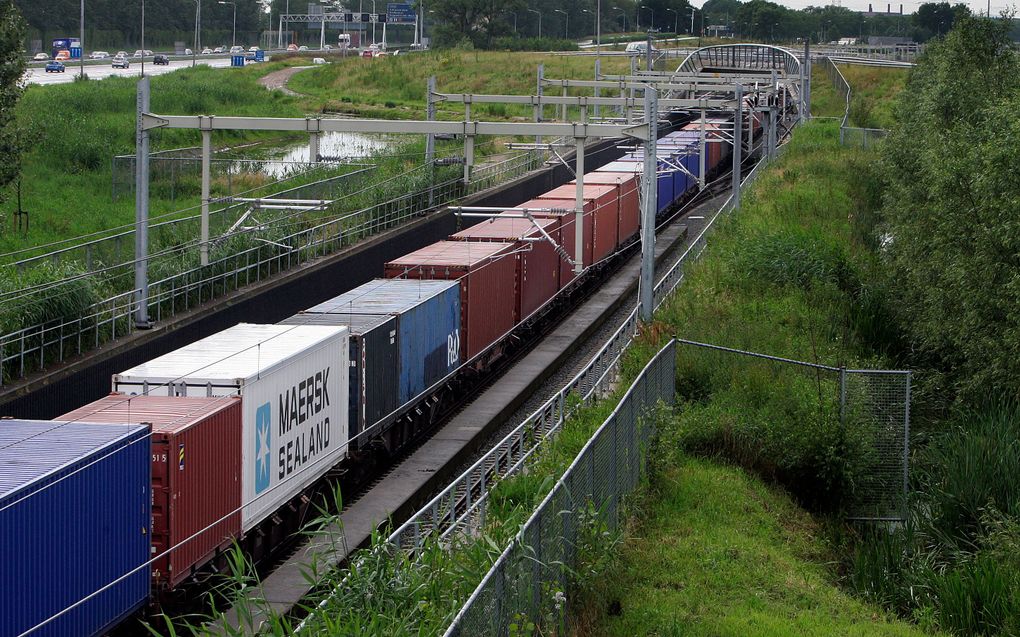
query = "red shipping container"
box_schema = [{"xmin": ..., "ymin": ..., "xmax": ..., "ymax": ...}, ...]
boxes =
[
  {"xmin": 537, "ymin": 184, "xmax": 620, "ymax": 264},
  {"xmin": 514, "ymin": 198, "xmax": 588, "ymax": 287},
  {"xmin": 58, "ymin": 394, "xmax": 242, "ymax": 591},
  {"xmin": 450, "ymin": 217, "xmax": 560, "ymax": 321},
  {"xmin": 384, "ymin": 241, "xmax": 517, "ymax": 360},
  {"xmin": 570, "ymin": 172, "xmax": 641, "ymax": 246}
]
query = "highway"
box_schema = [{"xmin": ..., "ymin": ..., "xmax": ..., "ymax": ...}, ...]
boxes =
[{"xmin": 26, "ymin": 56, "xmax": 236, "ymax": 86}]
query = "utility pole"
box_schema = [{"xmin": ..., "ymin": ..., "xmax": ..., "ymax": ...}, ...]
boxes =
[
  {"xmin": 79, "ymin": 0, "xmax": 84, "ymax": 78},
  {"xmin": 639, "ymin": 86, "xmax": 658, "ymax": 321},
  {"xmin": 731, "ymin": 83, "xmax": 743, "ymax": 210},
  {"xmin": 141, "ymin": 0, "xmax": 145, "ymax": 78},
  {"xmin": 134, "ymin": 77, "xmax": 151, "ymax": 328}
]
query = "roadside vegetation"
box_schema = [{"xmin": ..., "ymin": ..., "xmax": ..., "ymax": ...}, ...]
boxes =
[
  {"xmin": 589, "ymin": 15, "xmax": 1020, "ymax": 637},
  {"xmin": 288, "ymin": 50, "xmax": 631, "ymax": 120},
  {"xmin": 810, "ymin": 62, "xmax": 906, "ymax": 128}
]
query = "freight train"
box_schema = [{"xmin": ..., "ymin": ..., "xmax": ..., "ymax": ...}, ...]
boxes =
[{"xmin": 1, "ymin": 113, "xmax": 763, "ymax": 637}]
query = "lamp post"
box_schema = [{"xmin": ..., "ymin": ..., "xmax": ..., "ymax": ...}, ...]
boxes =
[
  {"xmin": 640, "ymin": 5, "xmax": 653, "ymax": 31},
  {"xmin": 193, "ymin": 0, "xmax": 201, "ymax": 66},
  {"xmin": 140, "ymin": 0, "xmax": 145, "ymax": 77},
  {"xmin": 582, "ymin": 8, "xmax": 593, "ymax": 38},
  {"xmin": 690, "ymin": 7, "xmax": 696, "ymax": 34},
  {"xmin": 79, "ymin": 0, "xmax": 85, "ymax": 78},
  {"xmin": 528, "ymin": 8, "xmax": 542, "ymax": 38},
  {"xmin": 666, "ymin": 8, "xmax": 677, "ymax": 36},
  {"xmin": 555, "ymin": 9, "xmax": 568, "ymax": 39},
  {"xmin": 219, "ymin": 1, "xmax": 236, "ymax": 47},
  {"xmin": 612, "ymin": 6, "xmax": 627, "ymax": 33}
]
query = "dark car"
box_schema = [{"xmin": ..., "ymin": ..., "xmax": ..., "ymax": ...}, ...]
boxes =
[
  {"xmin": 44, "ymin": 61, "xmax": 65, "ymax": 73},
  {"xmin": 153, "ymin": 54, "xmax": 170, "ymax": 65}
]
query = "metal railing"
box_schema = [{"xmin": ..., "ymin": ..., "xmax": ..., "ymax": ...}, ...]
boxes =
[
  {"xmin": 443, "ymin": 339, "xmax": 677, "ymax": 636},
  {"xmin": 818, "ymin": 56, "xmax": 891, "ymax": 147},
  {"xmin": 0, "ymin": 151, "xmax": 543, "ymax": 387},
  {"xmin": 673, "ymin": 338, "xmax": 910, "ymax": 522}
]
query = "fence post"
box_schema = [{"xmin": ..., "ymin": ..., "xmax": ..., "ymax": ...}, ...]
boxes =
[
  {"xmin": 903, "ymin": 371, "xmax": 912, "ymax": 519},
  {"xmin": 839, "ymin": 367, "xmax": 847, "ymax": 426}
]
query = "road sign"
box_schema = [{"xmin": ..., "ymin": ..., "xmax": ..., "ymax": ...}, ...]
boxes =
[{"xmin": 387, "ymin": 3, "xmax": 416, "ymax": 24}]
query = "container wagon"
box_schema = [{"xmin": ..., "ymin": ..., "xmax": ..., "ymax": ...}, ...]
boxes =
[
  {"xmin": 449, "ymin": 216, "xmax": 561, "ymax": 321},
  {"xmin": 112, "ymin": 323, "xmax": 349, "ymax": 534},
  {"xmin": 0, "ymin": 420, "xmax": 150, "ymax": 637},
  {"xmin": 535, "ymin": 184, "xmax": 621, "ymax": 265},
  {"xmin": 57, "ymin": 394, "xmax": 243, "ymax": 592},
  {"xmin": 384, "ymin": 241, "xmax": 517, "ymax": 363}
]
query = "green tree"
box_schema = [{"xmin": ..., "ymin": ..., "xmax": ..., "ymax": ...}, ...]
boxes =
[
  {"xmin": 913, "ymin": 1, "xmax": 970, "ymax": 40},
  {"xmin": 0, "ymin": 0, "xmax": 26, "ymax": 204},
  {"xmin": 880, "ymin": 14, "xmax": 1020, "ymax": 401}
]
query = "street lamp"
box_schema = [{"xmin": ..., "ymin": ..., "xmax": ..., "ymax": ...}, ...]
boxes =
[
  {"xmin": 639, "ymin": 5, "xmax": 653, "ymax": 31},
  {"xmin": 193, "ymin": 0, "xmax": 202, "ymax": 67},
  {"xmin": 79, "ymin": 0, "xmax": 84, "ymax": 78},
  {"xmin": 611, "ymin": 6, "xmax": 627, "ymax": 33},
  {"xmin": 528, "ymin": 8, "xmax": 542, "ymax": 38},
  {"xmin": 554, "ymin": 9, "xmax": 568, "ymax": 39},
  {"xmin": 218, "ymin": 0, "xmax": 235, "ymax": 47},
  {"xmin": 582, "ymin": 8, "xmax": 593, "ymax": 38},
  {"xmin": 666, "ymin": 8, "xmax": 678, "ymax": 36},
  {"xmin": 141, "ymin": 0, "xmax": 145, "ymax": 77}
]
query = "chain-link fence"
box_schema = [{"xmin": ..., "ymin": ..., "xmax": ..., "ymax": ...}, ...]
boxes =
[
  {"xmin": 816, "ymin": 56, "xmax": 891, "ymax": 148},
  {"xmin": 443, "ymin": 340, "xmax": 676, "ymax": 637},
  {"xmin": 674, "ymin": 338, "xmax": 910, "ymax": 522}
]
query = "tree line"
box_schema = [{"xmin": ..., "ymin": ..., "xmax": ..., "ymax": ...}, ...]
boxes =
[{"xmin": 15, "ymin": 0, "xmax": 264, "ymax": 49}]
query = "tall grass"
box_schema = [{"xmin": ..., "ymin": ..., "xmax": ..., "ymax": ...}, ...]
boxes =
[{"xmin": 846, "ymin": 402, "xmax": 1020, "ymax": 635}]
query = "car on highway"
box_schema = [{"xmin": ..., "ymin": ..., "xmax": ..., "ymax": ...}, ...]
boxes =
[
  {"xmin": 624, "ymin": 41, "xmax": 655, "ymax": 54},
  {"xmin": 323, "ymin": 44, "xmax": 332, "ymax": 51},
  {"xmin": 54, "ymin": 49, "xmax": 70, "ymax": 61},
  {"xmin": 153, "ymin": 54, "xmax": 170, "ymax": 65},
  {"xmin": 133, "ymin": 50, "xmax": 144, "ymax": 57},
  {"xmin": 312, "ymin": 57, "xmax": 327, "ymax": 64},
  {"xmin": 201, "ymin": 47, "xmax": 213, "ymax": 54},
  {"xmin": 44, "ymin": 61, "xmax": 65, "ymax": 73},
  {"xmin": 116, "ymin": 50, "xmax": 128, "ymax": 58},
  {"xmin": 89, "ymin": 51, "xmax": 109, "ymax": 59},
  {"xmin": 230, "ymin": 45, "xmax": 244, "ymax": 54},
  {"xmin": 297, "ymin": 45, "xmax": 308, "ymax": 51},
  {"xmin": 287, "ymin": 43, "xmax": 298, "ymax": 51},
  {"xmin": 184, "ymin": 48, "xmax": 193, "ymax": 55},
  {"xmin": 248, "ymin": 46, "xmax": 260, "ymax": 52},
  {"xmin": 112, "ymin": 56, "xmax": 130, "ymax": 68},
  {"xmin": 32, "ymin": 52, "xmax": 49, "ymax": 61},
  {"xmin": 214, "ymin": 46, "xmax": 224, "ymax": 53}
]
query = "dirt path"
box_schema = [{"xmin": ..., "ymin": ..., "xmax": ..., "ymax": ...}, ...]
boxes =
[{"xmin": 258, "ymin": 66, "xmax": 311, "ymax": 96}]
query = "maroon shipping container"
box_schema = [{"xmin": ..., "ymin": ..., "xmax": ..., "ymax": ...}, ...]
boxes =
[
  {"xmin": 514, "ymin": 198, "xmax": 588, "ymax": 287},
  {"xmin": 537, "ymin": 184, "xmax": 620, "ymax": 264},
  {"xmin": 450, "ymin": 217, "xmax": 560, "ymax": 321},
  {"xmin": 570, "ymin": 172, "xmax": 641, "ymax": 246},
  {"xmin": 384, "ymin": 241, "xmax": 517, "ymax": 360},
  {"xmin": 683, "ymin": 121, "xmax": 725, "ymax": 171},
  {"xmin": 58, "ymin": 394, "xmax": 243, "ymax": 591}
]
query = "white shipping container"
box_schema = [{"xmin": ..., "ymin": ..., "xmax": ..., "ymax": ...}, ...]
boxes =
[{"xmin": 113, "ymin": 323, "xmax": 349, "ymax": 531}]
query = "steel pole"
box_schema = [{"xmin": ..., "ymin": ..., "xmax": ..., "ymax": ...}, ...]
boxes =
[
  {"xmin": 804, "ymin": 40, "xmax": 812, "ymax": 117},
  {"xmin": 79, "ymin": 0, "xmax": 84, "ymax": 78},
  {"xmin": 731, "ymin": 84, "xmax": 743, "ymax": 209},
  {"xmin": 639, "ymin": 86, "xmax": 657, "ymax": 321},
  {"xmin": 200, "ymin": 125, "xmax": 211, "ymax": 266},
  {"xmin": 141, "ymin": 0, "xmax": 145, "ymax": 78},
  {"xmin": 574, "ymin": 137, "xmax": 585, "ymax": 274},
  {"xmin": 134, "ymin": 77, "xmax": 151, "ymax": 327}
]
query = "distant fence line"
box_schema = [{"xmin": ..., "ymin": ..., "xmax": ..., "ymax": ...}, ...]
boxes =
[{"xmin": 817, "ymin": 56, "xmax": 891, "ymax": 147}]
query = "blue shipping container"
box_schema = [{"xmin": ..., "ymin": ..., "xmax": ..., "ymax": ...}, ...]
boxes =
[
  {"xmin": 0, "ymin": 420, "xmax": 150, "ymax": 637},
  {"xmin": 306, "ymin": 279, "xmax": 461, "ymax": 404},
  {"xmin": 597, "ymin": 160, "xmax": 673, "ymax": 212}
]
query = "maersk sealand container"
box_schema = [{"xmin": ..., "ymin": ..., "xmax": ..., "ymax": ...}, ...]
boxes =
[
  {"xmin": 304, "ymin": 279, "xmax": 461, "ymax": 405},
  {"xmin": 0, "ymin": 420, "xmax": 150, "ymax": 637},
  {"xmin": 112, "ymin": 323, "xmax": 348, "ymax": 531}
]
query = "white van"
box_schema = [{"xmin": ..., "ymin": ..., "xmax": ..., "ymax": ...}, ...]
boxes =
[{"xmin": 625, "ymin": 41, "xmax": 654, "ymax": 54}]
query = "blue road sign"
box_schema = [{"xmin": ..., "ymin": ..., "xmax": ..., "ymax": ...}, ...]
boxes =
[{"xmin": 387, "ymin": 3, "xmax": 416, "ymax": 24}]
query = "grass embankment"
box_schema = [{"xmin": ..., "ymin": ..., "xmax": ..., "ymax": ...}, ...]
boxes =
[
  {"xmin": 6, "ymin": 63, "xmax": 304, "ymax": 255},
  {"xmin": 578, "ymin": 120, "xmax": 925, "ymax": 635},
  {"xmin": 287, "ymin": 50, "xmax": 632, "ymax": 120},
  {"xmin": 810, "ymin": 63, "xmax": 906, "ymax": 128}
]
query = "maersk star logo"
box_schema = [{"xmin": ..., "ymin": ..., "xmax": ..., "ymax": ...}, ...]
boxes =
[{"xmin": 255, "ymin": 402, "xmax": 272, "ymax": 494}]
